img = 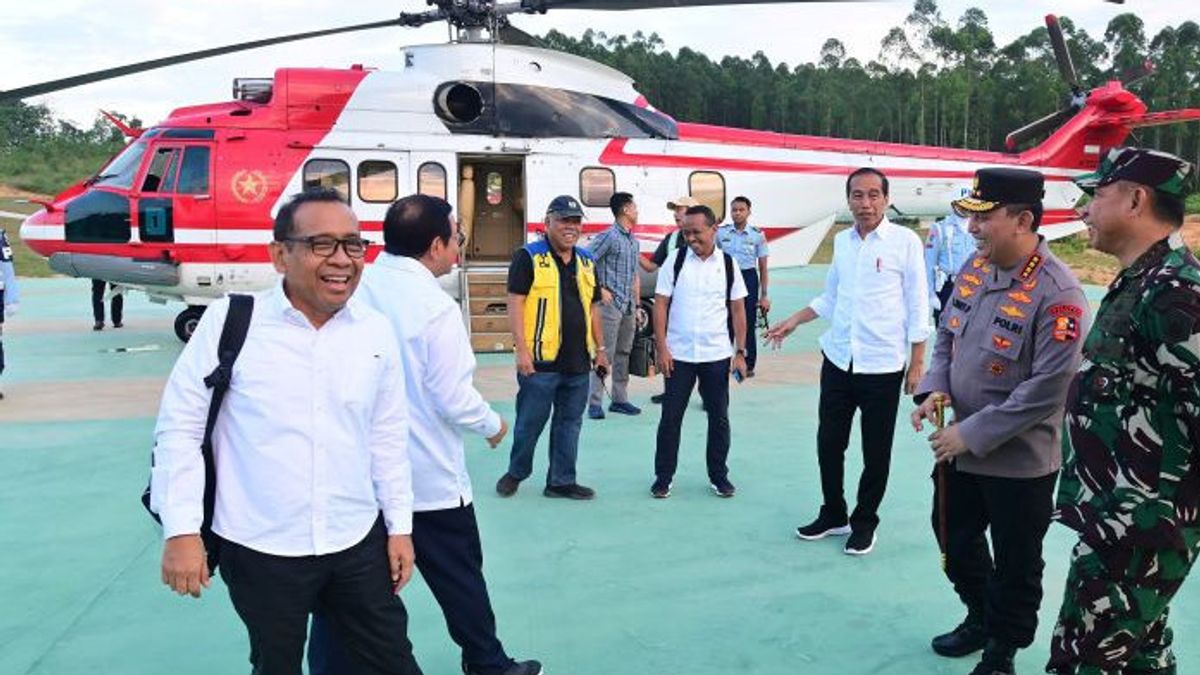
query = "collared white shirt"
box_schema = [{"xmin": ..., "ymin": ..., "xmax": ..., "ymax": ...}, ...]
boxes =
[
  {"xmin": 358, "ymin": 254, "xmax": 502, "ymax": 512},
  {"xmin": 151, "ymin": 282, "xmax": 413, "ymax": 557},
  {"xmin": 809, "ymin": 218, "xmax": 930, "ymax": 373},
  {"xmin": 655, "ymin": 245, "xmax": 748, "ymax": 363}
]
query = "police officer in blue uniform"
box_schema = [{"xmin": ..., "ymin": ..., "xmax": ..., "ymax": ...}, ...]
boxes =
[
  {"xmin": 0, "ymin": 228, "xmax": 20, "ymax": 400},
  {"xmin": 716, "ymin": 196, "xmax": 769, "ymax": 375},
  {"xmin": 925, "ymin": 187, "xmax": 977, "ymax": 324}
]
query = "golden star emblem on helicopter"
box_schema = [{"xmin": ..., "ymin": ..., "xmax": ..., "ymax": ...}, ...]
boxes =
[{"xmin": 231, "ymin": 170, "xmax": 268, "ymax": 204}]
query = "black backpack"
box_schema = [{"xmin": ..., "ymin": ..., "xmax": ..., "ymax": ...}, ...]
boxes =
[
  {"xmin": 141, "ymin": 294, "xmax": 254, "ymax": 572},
  {"xmin": 670, "ymin": 246, "xmax": 736, "ymax": 303}
]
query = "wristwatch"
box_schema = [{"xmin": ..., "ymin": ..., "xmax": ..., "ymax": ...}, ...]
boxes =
[{"xmin": 735, "ymin": 348, "xmax": 747, "ymax": 356}]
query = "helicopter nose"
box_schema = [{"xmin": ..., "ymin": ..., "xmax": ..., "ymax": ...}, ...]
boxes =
[{"xmin": 18, "ymin": 206, "xmax": 64, "ymax": 257}]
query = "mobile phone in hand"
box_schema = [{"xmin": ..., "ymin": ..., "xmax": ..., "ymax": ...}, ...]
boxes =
[
  {"xmin": 596, "ymin": 364, "xmax": 609, "ymax": 379},
  {"xmin": 732, "ymin": 369, "xmax": 744, "ymax": 383}
]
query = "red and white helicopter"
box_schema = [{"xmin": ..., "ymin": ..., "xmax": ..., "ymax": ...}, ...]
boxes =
[{"xmin": 9, "ymin": 1, "xmax": 1200, "ymax": 345}]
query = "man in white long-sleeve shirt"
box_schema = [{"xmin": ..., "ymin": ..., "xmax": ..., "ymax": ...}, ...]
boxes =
[
  {"xmin": 308, "ymin": 194, "xmax": 542, "ymax": 675},
  {"xmin": 765, "ymin": 168, "xmax": 930, "ymax": 556},
  {"xmin": 151, "ymin": 188, "xmax": 422, "ymax": 675}
]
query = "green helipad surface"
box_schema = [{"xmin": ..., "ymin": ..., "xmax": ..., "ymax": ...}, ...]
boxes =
[{"xmin": 1, "ymin": 271, "xmax": 1195, "ymax": 675}]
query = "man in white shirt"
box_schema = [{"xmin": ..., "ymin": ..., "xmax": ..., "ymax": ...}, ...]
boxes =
[
  {"xmin": 651, "ymin": 204, "xmax": 749, "ymax": 499},
  {"xmin": 152, "ymin": 188, "xmax": 422, "ymax": 675},
  {"xmin": 765, "ymin": 168, "xmax": 929, "ymax": 556},
  {"xmin": 308, "ymin": 194, "xmax": 541, "ymax": 675}
]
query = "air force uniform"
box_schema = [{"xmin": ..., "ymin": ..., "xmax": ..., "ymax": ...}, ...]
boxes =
[{"xmin": 717, "ymin": 223, "xmax": 768, "ymax": 371}]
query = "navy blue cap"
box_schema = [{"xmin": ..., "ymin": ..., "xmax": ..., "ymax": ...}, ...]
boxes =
[{"xmin": 546, "ymin": 195, "xmax": 584, "ymax": 218}]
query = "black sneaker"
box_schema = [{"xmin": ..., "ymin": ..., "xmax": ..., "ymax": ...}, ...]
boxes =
[
  {"xmin": 931, "ymin": 615, "xmax": 988, "ymax": 657},
  {"xmin": 795, "ymin": 512, "xmax": 852, "ymax": 540},
  {"xmin": 463, "ymin": 659, "xmax": 543, "ymax": 675},
  {"xmin": 710, "ymin": 476, "xmax": 736, "ymax": 498},
  {"xmin": 496, "ymin": 473, "xmax": 521, "ymax": 497},
  {"xmin": 651, "ymin": 393, "xmax": 665, "ymax": 404},
  {"xmin": 843, "ymin": 529, "xmax": 876, "ymax": 556},
  {"xmin": 93, "ymin": 321, "xmax": 104, "ymax": 331},
  {"xmin": 968, "ymin": 640, "xmax": 1015, "ymax": 675},
  {"xmin": 650, "ymin": 478, "xmax": 672, "ymax": 499},
  {"xmin": 543, "ymin": 483, "xmax": 595, "ymax": 500}
]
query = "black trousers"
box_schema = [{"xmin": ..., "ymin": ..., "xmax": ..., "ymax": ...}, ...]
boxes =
[
  {"xmin": 815, "ymin": 356, "xmax": 903, "ymax": 532},
  {"xmin": 218, "ymin": 517, "xmax": 423, "ymax": 675},
  {"xmin": 727, "ymin": 268, "xmax": 759, "ymax": 371},
  {"xmin": 0, "ymin": 287, "xmax": 6, "ymax": 376},
  {"xmin": 91, "ymin": 279, "xmax": 122, "ymax": 324},
  {"xmin": 655, "ymin": 358, "xmax": 731, "ymax": 482},
  {"xmin": 309, "ymin": 505, "xmax": 512, "ymax": 675},
  {"xmin": 932, "ymin": 465, "xmax": 1056, "ymax": 649},
  {"xmin": 931, "ymin": 277, "xmax": 955, "ymax": 326}
]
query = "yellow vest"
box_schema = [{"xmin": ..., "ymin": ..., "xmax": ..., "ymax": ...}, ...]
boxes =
[{"xmin": 522, "ymin": 240, "xmax": 597, "ymax": 363}]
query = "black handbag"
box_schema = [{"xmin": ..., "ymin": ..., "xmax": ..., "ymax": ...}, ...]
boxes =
[
  {"xmin": 140, "ymin": 294, "xmax": 254, "ymax": 572},
  {"xmin": 629, "ymin": 333, "xmax": 655, "ymax": 377}
]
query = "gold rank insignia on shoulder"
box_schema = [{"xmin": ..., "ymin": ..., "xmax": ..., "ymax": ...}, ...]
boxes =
[
  {"xmin": 972, "ymin": 257, "xmax": 986, "ymax": 269},
  {"xmin": 958, "ymin": 285, "xmax": 976, "ymax": 298},
  {"xmin": 961, "ymin": 273, "xmax": 983, "ymax": 286},
  {"xmin": 1018, "ymin": 253, "xmax": 1044, "ymax": 281}
]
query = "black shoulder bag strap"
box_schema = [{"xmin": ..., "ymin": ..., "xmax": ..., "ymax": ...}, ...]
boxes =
[{"xmin": 141, "ymin": 294, "xmax": 254, "ymax": 571}]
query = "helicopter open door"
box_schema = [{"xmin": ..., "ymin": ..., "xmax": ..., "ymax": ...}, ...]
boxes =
[{"xmin": 455, "ymin": 154, "xmax": 525, "ymax": 352}]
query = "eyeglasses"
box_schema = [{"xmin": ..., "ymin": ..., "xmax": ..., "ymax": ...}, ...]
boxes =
[{"xmin": 280, "ymin": 235, "xmax": 371, "ymax": 258}]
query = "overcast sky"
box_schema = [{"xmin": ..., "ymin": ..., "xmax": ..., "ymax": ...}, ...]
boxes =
[{"xmin": 0, "ymin": 1, "xmax": 1189, "ymax": 127}]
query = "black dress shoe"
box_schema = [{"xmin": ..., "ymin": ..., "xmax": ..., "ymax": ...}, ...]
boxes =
[
  {"xmin": 496, "ymin": 473, "xmax": 521, "ymax": 497},
  {"xmin": 543, "ymin": 483, "xmax": 595, "ymax": 500},
  {"xmin": 931, "ymin": 616, "xmax": 988, "ymax": 657},
  {"xmin": 968, "ymin": 639, "xmax": 1016, "ymax": 675}
]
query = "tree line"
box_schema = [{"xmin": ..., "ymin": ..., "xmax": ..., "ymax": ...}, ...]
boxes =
[{"xmin": 542, "ymin": 0, "xmax": 1200, "ymax": 182}]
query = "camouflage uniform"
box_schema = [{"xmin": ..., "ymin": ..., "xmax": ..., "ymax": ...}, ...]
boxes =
[
  {"xmin": 1047, "ymin": 149, "xmax": 1200, "ymax": 675},
  {"xmin": 1048, "ymin": 234, "xmax": 1200, "ymax": 674}
]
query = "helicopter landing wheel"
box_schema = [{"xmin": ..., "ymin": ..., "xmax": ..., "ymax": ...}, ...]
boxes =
[{"xmin": 174, "ymin": 305, "xmax": 206, "ymax": 343}]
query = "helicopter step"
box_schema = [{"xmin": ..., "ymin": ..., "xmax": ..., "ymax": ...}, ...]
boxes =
[{"xmin": 464, "ymin": 268, "xmax": 513, "ymax": 353}]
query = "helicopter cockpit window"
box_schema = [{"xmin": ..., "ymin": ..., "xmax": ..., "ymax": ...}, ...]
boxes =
[
  {"xmin": 303, "ymin": 159, "xmax": 351, "ymax": 203},
  {"xmin": 579, "ymin": 167, "xmax": 615, "ymax": 207},
  {"xmin": 141, "ymin": 147, "xmax": 180, "ymax": 193},
  {"xmin": 176, "ymin": 147, "xmax": 211, "ymax": 194},
  {"xmin": 93, "ymin": 140, "xmax": 150, "ymax": 190},
  {"xmin": 417, "ymin": 162, "xmax": 447, "ymax": 200},
  {"xmin": 358, "ymin": 160, "xmax": 397, "ymax": 203},
  {"xmin": 689, "ymin": 171, "xmax": 726, "ymax": 222}
]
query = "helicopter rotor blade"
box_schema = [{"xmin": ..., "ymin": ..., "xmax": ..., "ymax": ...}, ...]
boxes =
[
  {"xmin": 1004, "ymin": 107, "xmax": 1077, "ymax": 151},
  {"xmin": 0, "ymin": 13, "xmax": 443, "ymax": 102},
  {"xmin": 519, "ymin": 0, "xmax": 852, "ymax": 10},
  {"xmin": 1044, "ymin": 14, "xmax": 1081, "ymax": 96}
]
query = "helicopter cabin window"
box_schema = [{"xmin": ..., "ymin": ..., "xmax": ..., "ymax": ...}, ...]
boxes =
[
  {"xmin": 417, "ymin": 162, "xmax": 447, "ymax": 199},
  {"xmin": 579, "ymin": 167, "xmax": 615, "ymax": 207},
  {"xmin": 141, "ymin": 147, "xmax": 180, "ymax": 193},
  {"xmin": 689, "ymin": 171, "xmax": 726, "ymax": 223},
  {"xmin": 176, "ymin": 146, "xmax": 211, "ymax": 194},
  {"xmin": 358, "ymin": 160, "xmax": 397, "ymax": 203},
  {"xmin": 303, "ymin": 159, "xmax": 351, "ymax": 203}
]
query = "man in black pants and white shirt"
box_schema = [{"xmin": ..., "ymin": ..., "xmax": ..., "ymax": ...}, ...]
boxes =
[
  {"xmin": 765, "ymin": 167, "xmax": 929, "ymax": 556},
  {"xmin": 652, "ymin": 204, "xmax": 749, "ymax": 499},
  {"xmin": 308, "ymin": 194, "xmax": 542, "ymax": 675},
  {"xmin": 152, "ymin": 188, "xmax": 422, "ymax": 675}
]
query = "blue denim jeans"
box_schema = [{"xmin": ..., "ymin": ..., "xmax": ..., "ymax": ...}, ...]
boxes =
[{"xmin": 508, "ymin": 371, "xmax": 590, "ymax": 487}]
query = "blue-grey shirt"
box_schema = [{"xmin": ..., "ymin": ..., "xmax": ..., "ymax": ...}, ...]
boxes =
[
  {"xmin": 587, "ymin": 223, "xmax": 639, "ymax": 314},
  {"xmin": 717, "ymin": 223, "xmax": 769, "ymax": 271},
  {"xmin": 925, "ymin": 214, "xmax": 976, "ymax": 295},
  {"xmin": 0, "ymin": 230, "xmax": 18, "ymax": 306}
]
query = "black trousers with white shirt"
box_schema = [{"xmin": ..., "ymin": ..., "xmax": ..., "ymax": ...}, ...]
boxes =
[
  {"xmin": 815, "ymin": 355, "xmax": 904, "ymax": 534},
  {"xmin": 308, "ymin": 504, "xmax": 514, "ymax": 675},
  {"xmin": 655, "ymin": 358, "xmax": 732, "ymax": 482},
  {"xmin": 218, "ymin": 516, "xmax": 423, "ymax": 675}
]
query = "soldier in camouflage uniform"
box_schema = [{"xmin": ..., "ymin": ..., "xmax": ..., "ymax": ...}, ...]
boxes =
[
  {"xmin": 1047, "ymin": 148, "xmax": 1200, "ymax": 675},
  {"xmin": 914, "ymin": 168, "xmax": 1089, "ymax": 675}
]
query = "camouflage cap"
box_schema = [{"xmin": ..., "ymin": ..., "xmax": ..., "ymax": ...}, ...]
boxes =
[{"xmin": 1073, "ymin": 147, "xmax": 1193, "ymax": 198}]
